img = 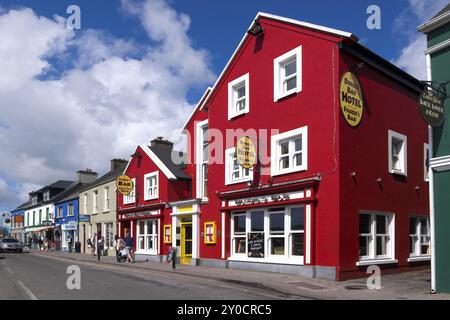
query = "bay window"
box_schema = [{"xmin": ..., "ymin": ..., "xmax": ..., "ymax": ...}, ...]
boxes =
[
  {"xmin": 273, "ymin": 46, "xmax": 302, "ymax": 101},
  {"xmin": 409, "ymin": 216, "xmax": 430, "ymax": 258},
  {"xmin": 271, "ymin": 126, "xmax": 308, "ymax": 176},
  {"xmin": 225, "ymin": 148, "xmax": 252, "ymax": 185},
  {"xmin": 358, "ymin": 212, "xmax": 396, "ymax": 265},
  {"xmin": 144, "ymin": 171, "xmax": 158, "ymax": 200}
]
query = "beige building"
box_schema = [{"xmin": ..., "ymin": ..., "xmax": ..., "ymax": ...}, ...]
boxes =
[{"xmin": 79, "ymin": 159, "xmax": 128, "ymax": 256}]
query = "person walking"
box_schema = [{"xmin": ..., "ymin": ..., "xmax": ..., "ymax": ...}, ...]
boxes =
[
  {"xmin": 114, "ymin": 235, "xmax": 124, "ymax": 262},
  {"xmin": 124, "ymin": 232, "xmax": 135, "ymax": 263},
  {"xmin": 97, "ymin": 236, "xmax": 104, "ymax": 261},
  {"xmin": 91, "ymin": 233, "xmax": 97, "ymax": 256},
  {"xmin": 68, "ymin": 237, "xmax": 73, "ymax": 253}
]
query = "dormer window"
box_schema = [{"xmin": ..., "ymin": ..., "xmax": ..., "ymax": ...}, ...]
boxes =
[
  {"xmin": 43, "ymin": 191, "xmax": 50, "ymax": 202},
  {"xmin": 31, "ymin": 196, "xmax": 38, "ymax": 205}
]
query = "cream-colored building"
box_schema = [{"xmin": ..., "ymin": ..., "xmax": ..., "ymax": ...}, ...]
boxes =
[{"xmin": 79, "ymin": 159, "xmax": 128, "ymax": 256}]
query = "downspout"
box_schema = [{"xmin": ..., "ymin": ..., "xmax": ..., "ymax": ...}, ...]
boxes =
[{"xmin": 426, "ymin": 53, "xmax": 436, "ymax": 294}]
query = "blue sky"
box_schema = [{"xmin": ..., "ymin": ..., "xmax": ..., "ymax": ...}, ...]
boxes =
[{"xmin": 0, "ymin": 0, "xmax": 448, "ymax": 214}]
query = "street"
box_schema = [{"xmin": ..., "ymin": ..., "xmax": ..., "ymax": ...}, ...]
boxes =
[{"xmin": 0, "ymin": 252, "xmax": 290, "ymax": 300}]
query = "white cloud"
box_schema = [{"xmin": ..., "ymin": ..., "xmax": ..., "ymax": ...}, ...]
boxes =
[
  {"xmin": 392, "ymin": 0, "xmax": 449, "ymax": 79},
  {"xmin": 0, "ymin": 0, "xmax": 214, "ymax": 210}
]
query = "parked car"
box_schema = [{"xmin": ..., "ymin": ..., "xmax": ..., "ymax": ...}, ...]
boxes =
[{"xmin": 0, "ymin": 238, "xmax": 24, "ymax": 253}]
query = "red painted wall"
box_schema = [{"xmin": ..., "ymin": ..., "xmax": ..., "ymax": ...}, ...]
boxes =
[{"xmin": 338, "ymin": 53, "xmax": 429, "ymax": 280}]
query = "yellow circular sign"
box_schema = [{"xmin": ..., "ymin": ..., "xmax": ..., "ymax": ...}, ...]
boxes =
[
  {"xmin": 116, "ymin": 175, "xmax": 133, "ymax": 195},
  {"xmin": 340, "ymin": 72, "xmax": 364, "ymax": 127},
  {"xmin": 236, "ymin": 136, "xmax": 256, "ymax": 169}
]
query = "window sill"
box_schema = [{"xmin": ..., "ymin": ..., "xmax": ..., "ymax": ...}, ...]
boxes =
[
  {"xmin": 135, "ymin": 250, "xmax": 158, "ymax": 255},
  {"xmin": 274, "ymin": 89, "xmax": 297, "ymax": 102},
  {"xmin": 228, "ymin": 256, "xmax": 304, "ymax": 265},
  {"xmin": 356, "ymin": 258, "xmax": 398, "ymax": 266},
  {"xmin": 389, "ymin": 170, "xmax": 407, "ymax": 177},
  {"xmin": 408, "ymin": 255, "xmax": 431, "ymax": 262},
  {"xmin": 225, "ymin": 178, "xmax": 252, "ymax": 186},
  {"xmin": 144, "ymin": 197, "xmax": 159, "ymax": 202},
  {"xmin": 228, "ymin": 110, "xmax": 249, "ymax": 120},
  {"xmin": 271, "ymin": 167, "xmax": 306, "ymax": 177}
]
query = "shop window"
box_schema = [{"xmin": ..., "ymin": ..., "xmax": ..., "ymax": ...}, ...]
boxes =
[
  {"xmin": 358, "ymin": 212, "xmax": 395, "ymax": 263},
  {"xmin": 228, "ymin": 73, "xmax": 250, "ymax": 119},
  {"xmin": 144, "ymin": 171, "xmax": 158, "ymax": 200},
  {"xmin": 204, "ymin": 222, "xmax": 216, "ymax": 244},
  {"xmin": 136, "ymin": 219, "xmax": 158, "ymax": 254},
  {"xmin": 196, "ymin": 120, "xmax": 209, "ymax": 200},
  {"xmin": 271, "ymin": 126, "xmax": 308, "ymax": 176},
  {"xmin": 273, "ymin": 46, "xmax": 302, "ymax": 101},
  {"xmin": 409, "ymin": 216, "xmax": 430, "ymax": 257},
  {"xmin": 424, "ymin": 144, "xmax": 430, "ymax": 182},
  {"xmin": 225, "ymin": 148, "xmax": 252, "ymax": 185},
  {"xmin": 123, "ymin": 178, "xmax": 136, "ymax": 205},
  {"xmin": 164, "ymin": 225, "xmax": 172, "ymax": 244},
  {"xmin": 231, "ymin": 206, "xmax": 305, "ymax": 262},
  {"xmin": 388, "ymin": 130, "xmax": 407, "ymax": 176}
]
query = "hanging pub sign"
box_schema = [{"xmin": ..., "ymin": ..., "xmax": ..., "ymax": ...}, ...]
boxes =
[
  {"xmin": 236, "ymin": 136, "xmax": 256, "ymax": 169},
  {"xmin": 419, "ymin": 90, "xmax": 445, "ymax": 127},
  {"xmin": 116, "ymin": 175, "xmax": 133, "ymax": 195},
  {"xmin": 340, "ymin": 71, "xmax": 364, "ymax": 127},
  {"xmin": 247, "ymin": 232, "xmax": 264, "ymax": 258}
]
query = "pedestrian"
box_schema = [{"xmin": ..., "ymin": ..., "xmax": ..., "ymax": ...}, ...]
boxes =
[
  {"xmin": 97, "ymin": 236, "xmax": 104, "ymax": 261},
  {"xmin": 114, "ymin": 235, "xmax": 124, "ymax": 263},
  {"xmin": 91, "ymin": 233, "xmax": 97, "ymax": 256},
  {"xmin": 124, "ymin": 231, "xmax": 135, "ymax": 263},
  {"xmin": 68, "ymin": 237, "xmax": 73, "ymax": 253}
]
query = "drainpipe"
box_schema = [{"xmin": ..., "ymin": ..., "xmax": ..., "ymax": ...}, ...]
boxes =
[{"xmin": 426, "ymin": 53, "xmax": 436, "ymax": 294}]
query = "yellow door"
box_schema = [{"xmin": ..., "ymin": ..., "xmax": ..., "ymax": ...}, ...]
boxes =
[{"xmin": 180, "ymin": 221, "xmax": 192, "ymax": 265}]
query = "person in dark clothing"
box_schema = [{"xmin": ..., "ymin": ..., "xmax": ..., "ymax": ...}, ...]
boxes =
[{"xmin": 124, "ymin": 232, "xmax": 134, "ymax": 263}]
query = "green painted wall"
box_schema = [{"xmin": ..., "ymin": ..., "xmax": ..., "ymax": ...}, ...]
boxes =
[
  {"xmin": 428, "ymin": 22, "xmax": 450, "ymax": 293},
  {"xmin": 431, "ymin": 46, "xmax": 450, "ymax": 157},
  {"xmin": 428, "ymin": 24, "xmax": 450, "ymax": 48},
  {"xmin": 433, "ymin": 170, "xmax": 450, "ymax": 292}
]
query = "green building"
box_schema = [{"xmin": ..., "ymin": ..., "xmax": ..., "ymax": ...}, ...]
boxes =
[{"xmin": 419, "ymin": 3, "xmax": 450, "ymax": 293}]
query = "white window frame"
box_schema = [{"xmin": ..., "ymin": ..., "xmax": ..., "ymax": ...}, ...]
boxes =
[
  {"xmin": 424, "ymin": 143, "xmax": 430, "ymax": 182},
  {"xmin": 83, "ymin": 194, "xmax": 88, "ymax": 214},
  {"xmin": 195, "ymin": 120, "xmax": 209, "ymax": 201},
  {"xmin": 230, "ymin": 205, "xmax": 305, "ymax": 265},
  {"xmin": 104, "ymin": 222, "xmax": 114, "ymax": 249},
  {"xmin": 273, "ymin": 46, "xmax": 302, "ymax": 101},
  {"xmin": 136, "ymin": 219, "xmax": 158, "ymax": 255},
  {"xmin": 43, "ymin": 191, "xmax": 50, "ymax": 202},
  {"xmin": 225, "ymin": 148, "xmax": 253, "ymax": 185},
  {"xmin": 123, "ymin": 178, "xmax": 136, "ymax": 205},
  {"xmin": 144, "ymin": 171, "xmax": 159, "ymax": 201},
  {"xmin": 357, "ymin": 212, "xmax": 396, "ymax": 266},
  {"xmin": 228, "ymin": 73, "xmax": 250, "ymax": 120},
  {"xmin": 388, "ymin": 130, "xmax": 407, "ymax": 176},
  {"xmin": 92, "ymin": 190, "xmax": 98, "ymax": 214},
  {"xmin": 409, "ymin": 216, "xmax": 430, "ymax": 259},
  {"xmin": 271, "ymin": 126, "xmax": 308, "ymax": 176},
  {"xmin": 104, "ymin": 187, "xmax": 109, "ymax": 212}
]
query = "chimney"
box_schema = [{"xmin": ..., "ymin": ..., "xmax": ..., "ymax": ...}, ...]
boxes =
[
  {"xmin": 76, "ymin": 169, "xmax": 98, "ymax": 184},
  {"xmin": 111, "ymin": 159, "xmax": 128, "ymax": 171},
  {"xmin": 151, "ymin": 136, "xmax": 174, "ymax": 151}
]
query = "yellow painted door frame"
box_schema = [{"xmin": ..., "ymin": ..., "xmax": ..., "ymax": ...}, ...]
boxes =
[{"xmin": 180, "ymin": 220, "xmax": 193, "ymax": 265}]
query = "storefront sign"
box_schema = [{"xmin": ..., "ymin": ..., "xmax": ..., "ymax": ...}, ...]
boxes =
[
  {"xmin": 14, "ymin": 215, "xmax": 24, "ymax": 223},
  {"xmin": 122, "ymin": 210, "xmax": 159, "ymax": 219},
  {"xmin": 79, "ymin": 215, "xmax": 90, "ymax": 222},
  {"xmin": 236, "ymin": 136, "xmax": 256, "ymax": 169},
  {"xmin": 228, "ymin": 191, "xmax": 305, "ymax": 207},
  {"xmin": 247, "ymin": 232, "xmax": 264, "ymax": 258},
  {"xmin": 116, "ymin": 175, "xmax": 133, "ymax": 195},
  {"xmin": 340, "ymin": 72, "xmax": 364, "ymax": 127},
  {"xmin": 419, "ymin": 90, "xmax": 445, "ymax": 127}
]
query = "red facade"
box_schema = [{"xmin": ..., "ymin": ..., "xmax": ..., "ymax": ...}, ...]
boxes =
[{"xmin": 117, "ymin": 13, "xmax": 429, "ymax": 280}]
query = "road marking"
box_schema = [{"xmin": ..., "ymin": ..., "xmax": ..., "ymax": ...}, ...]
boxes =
[
  {"xmin": 17, "ymin": 281, "xmax": 38, "ymax": 300},
  {"xmin": 6, "ymin": 267, "xmax": 13, "ymax": 275}
]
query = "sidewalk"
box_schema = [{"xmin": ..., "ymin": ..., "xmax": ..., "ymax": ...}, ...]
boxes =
[{"xmin": 31, "ymin": 251, "xmax": 450, "ymax": 300}]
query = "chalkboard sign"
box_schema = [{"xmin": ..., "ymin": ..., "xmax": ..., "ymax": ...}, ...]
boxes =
[
  {"xmin": 167, "ymin": 247, "xmax": 176, "ymax": 263},
  {"xmin": 247, "ymin": 232, "xmax": 264, "ymax": 258}
]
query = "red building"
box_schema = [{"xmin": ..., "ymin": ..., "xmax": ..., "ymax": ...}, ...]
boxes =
[{"xmin": 118, "ymin": 13, "xmax": 430, "ymax": 280}]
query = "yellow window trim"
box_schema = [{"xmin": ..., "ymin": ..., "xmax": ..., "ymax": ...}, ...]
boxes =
[{"xmin": 204, "ymin": 221, "xmax": 216, "ymax": 244}]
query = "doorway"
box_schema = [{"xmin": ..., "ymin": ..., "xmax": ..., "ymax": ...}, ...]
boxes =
[{"xmin": 180, "ymin": 218, "xmax": 192, "ymax": 265}]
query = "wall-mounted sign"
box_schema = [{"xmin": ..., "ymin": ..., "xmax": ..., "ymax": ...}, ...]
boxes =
[
  {"xmin": 228, "ymin": 190, "xmax": 306, "ymax": 207},
  {"xmin": 116, "ymin": 175, "xmax": 133, "ymax": 195},
  {"xmin": 236, "ymin": 136, "xmax": 256, "ymax": 169},
  {"xmin": 340, "ymin": 72, "xmax": 364, "ymax": 127},
  {"xmin": 419, "ymin": 90, "xmax": 445, "ymax": 127},
  {"xmin": 14, "ymin": 215, "xmax": 24, "ymax": 223},
  {"xmin": 247, "ymin": 232, "xmax": 264, "ymax": 258},
  {"xmin": 122, "ymin": 210, "xmax": 159, "ymax": 219}
]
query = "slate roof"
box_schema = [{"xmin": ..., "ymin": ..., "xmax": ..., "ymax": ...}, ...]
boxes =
[
  {"xmin": 53, "ymin": 182, "xmax": 92, "ymax": 204},
  {"xmin": 79, "ymin": 162, "xmax": 128, "ymax": 192},
  {"xmin": 34, "ymin": 180, "xmax": 74, "ymax": 194},
  {"xmin": 149, "ymin": 146, "xmax": 191, "ymax": 180},
  {"xmin": 11, "ymin": 201, "xmax": 32, "ymax": 213}
]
